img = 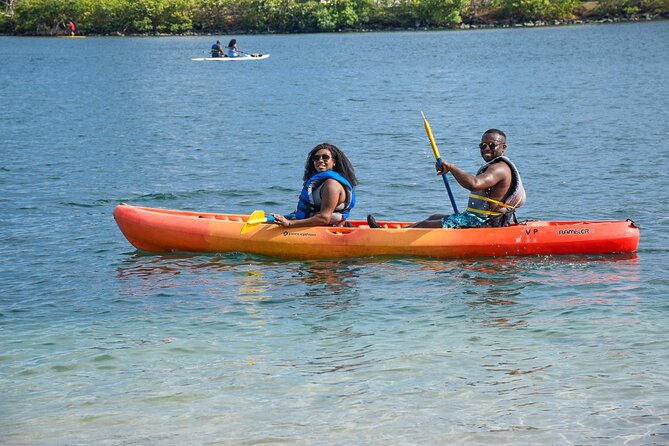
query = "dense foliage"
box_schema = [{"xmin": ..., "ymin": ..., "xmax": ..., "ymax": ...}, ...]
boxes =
[
  {"xmin": 595, "ymin": 0, "xmax": 669, "ymax": 16},
  {"xmin": 497, "ymin": 0, "xmax": 581, "ymax": 21},
  {"xmin": 1, "ymin": 0, "xmax": 667, "ymax": 35}
]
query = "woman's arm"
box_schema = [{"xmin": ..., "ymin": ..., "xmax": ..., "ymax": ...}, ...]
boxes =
[{"xmin": 272, "ymin": 180, "xmax": 345, "ymax": 228}]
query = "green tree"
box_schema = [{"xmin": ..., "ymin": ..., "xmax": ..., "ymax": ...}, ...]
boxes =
[
  {"xmin": 7, "ymin": 0, "xmax": 667, "ymax": 35},
  {"xmin": 597, "ymin": 0, "xmax": 669, "ymax": 15},
  {"xmin": 327, "ymin": 0, "xmax": 359, "ymax": 29},
  {"xmin": 500, "ymin": 0, "xmax": 579, "ymax": 20},
  {"xmin": 78, "ymin": 0, "xmax": 128, "ymax": 34},
  {"xmin": 121, "ymin": 0, "xmax": 194, "ymax": 33},
  {"xmin": 417, "ymin": 0, "xmax": 469, "ymax": 25},
  {"xmin": 193, "ymin": 0, "xmax": 241, "ymax": 32},
  {"xmin": 14, "ymin": 0, "xmax": 85, "ymax": 34}
]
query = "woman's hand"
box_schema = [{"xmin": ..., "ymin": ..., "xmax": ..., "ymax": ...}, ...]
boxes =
[{"xmin": 271, "ymin": 213, "xmax": 291, "ymax": 227}]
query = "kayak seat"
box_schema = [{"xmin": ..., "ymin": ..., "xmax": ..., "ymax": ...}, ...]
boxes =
[{"xmin": 483, "ymin": 211, "xmax": 519, "ymax": 228}]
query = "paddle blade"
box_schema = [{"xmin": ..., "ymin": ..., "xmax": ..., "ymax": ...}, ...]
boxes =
[
  {"xmin": 421, "ymin": 112, "xmax": 441, "ymax": 160},
  {"xmin": 420, "ymin": 112, "xmax": 459, "ymax": 214},
  {"xmin": 241, "ymin": 210, "xmax": 268, "ymax": 234}
]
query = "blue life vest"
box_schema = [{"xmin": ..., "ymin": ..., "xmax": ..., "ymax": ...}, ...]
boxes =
[
  {"xmin": 466, "ymin": 156, "xmax": 526, "ymax": 218},
  {"xmin": 294, "ymin": 171, "xmax": 356, "ymax": 222},
  {"xmin": 211, "ymin": 43, "xmax": 222, "ymax": 57}
]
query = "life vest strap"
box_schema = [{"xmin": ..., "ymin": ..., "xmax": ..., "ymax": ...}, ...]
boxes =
[
  {"xmin": 468, "ymin": 193, "xmax": 517, "ymax": 210},
  {"xmin": 465, "ymin": 207, "xmax": 503, "ymax": 216}
]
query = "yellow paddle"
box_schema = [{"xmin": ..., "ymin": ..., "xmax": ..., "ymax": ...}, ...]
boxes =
[
  {"xmin": 241, "ymin": 210, "xmax": 270, "ymax": 234},
  {"xmin": 421, "ymin": 112, "xmax": 459, "ymax": 213},
  {"xmin": 241, "ymin": 210, "xmax": 295, "ymax": 234}
]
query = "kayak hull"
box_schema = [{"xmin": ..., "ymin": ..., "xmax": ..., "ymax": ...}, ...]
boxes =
[
  {"xmin": 113, "ymin": 204, "xmax": 640, "ymax": 260},
  {"xmin": 192, "ymin": 54, "xmax": 270, "ymax": 61}
]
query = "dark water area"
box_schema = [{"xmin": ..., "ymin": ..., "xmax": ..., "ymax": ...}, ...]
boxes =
[{"xmin": 1, "ymin": 22, "xmax": 668, "ymax": 444}]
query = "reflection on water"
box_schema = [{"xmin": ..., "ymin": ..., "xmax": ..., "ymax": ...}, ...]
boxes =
[
  {"xmin": 117, "ymin": 252, "xmax": 640, "ymax": 302},
  {"xmin": 236, "ymin": 269, "xmax": 271, "ymax": 301},
  {"xmin": 23, "ymin": 250, "xmax": 651, "ymax": 445},
  {"xmin": 116, "ymin": 252, "xmax": 240, "ymax": 300},
  {"xmin": 299, "ymin": 261, "xmax": 358, "ymax": 294},
  {"xmin": 117, "ymin": 254, "xmax": 377, "ymax": 375},
  {"xmin": 115, "ymin": 252, "xmax": 642, "ymax": 345},
  {"xmin": 409, "ymin": 254, "xmax": 641, "ymax": 330},
  {"xmin": 116, "ymin": 253, "xmax": 365, "ymax": 300}
]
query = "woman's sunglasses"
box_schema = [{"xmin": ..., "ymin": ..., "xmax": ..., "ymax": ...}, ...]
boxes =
[{"xmin": 312, "ymin": 154, "xmax": 332, "ymax": 162}]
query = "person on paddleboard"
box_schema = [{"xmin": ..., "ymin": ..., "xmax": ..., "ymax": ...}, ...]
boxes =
[
  {"xmin": 368, "ymin": 129, "xmax": 525, "ymax": 229},
  {"xmin": 226, "ymin": 39, "xmax": 239, "ymax": 57},
  {"xmin": 211, "ymin": 40, "xmax": 224, "ymax": 58},
  {"xmin": 67, "ymin": 20, "xmax": 76, "ymax": 36},
  {"xmin": 271, "ymin": 143, "xmax": 358, "ymax": 228}
]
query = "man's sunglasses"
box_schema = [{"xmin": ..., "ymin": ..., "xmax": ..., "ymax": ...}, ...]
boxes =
[{"xmin": 479, "ymin": 141, "xmax": 503, "ymax": 150}]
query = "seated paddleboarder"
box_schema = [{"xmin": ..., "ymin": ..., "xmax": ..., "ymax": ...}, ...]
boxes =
[
  {"xmin": 271, "ymin": 143, "xmax": 357, "ymax": 228},
  {"xmin": 368, "ymin": 129, "xmax": 525, "ymax": 229},
  {"xmin": 211, "ymin": 40, "xmax": 224, "ymax": 58},
  {"xmin": 227, "ymin": 39, "xmax": 239, "ymax": 57}
]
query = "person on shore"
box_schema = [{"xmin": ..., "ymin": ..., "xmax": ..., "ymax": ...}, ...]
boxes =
[
  {"xmin": 211, "ymin": 40, "xmax": 224, "ymax": 58},
  {"xmin": 367, "ymin": 129, "xmax": 525, "ymax": 229},
  {"xmin": 271, "ymin": 143, "xmax": 357, "ymax": 228},
  {"xmin": 67, "ymin": 21, "xmax": 76, "ymax": 36},
  {"xmin": 227, "ymin": 39, "xmax": 239, "ymax": 57}
]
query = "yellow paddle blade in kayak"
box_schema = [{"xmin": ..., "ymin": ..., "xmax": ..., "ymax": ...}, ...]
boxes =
[
  {"xmin": 241, "ymin": 210, "xmax": 268, "ymax": 234},
  {"xmin": 420, "ymin": 111, "xmax": 459, "ymax": 213},
  {"xmin": 421, "ymin": 111, "xmax": 441, "ymax": 160}
]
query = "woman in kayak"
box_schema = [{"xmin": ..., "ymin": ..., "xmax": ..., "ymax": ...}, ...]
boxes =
[
  {"xmin": 272, "ymin": 143, "xmax": 357, "ymax": 228},
  {"xmin": 227, "ymin": 39, "xmax": 239, "ymax": 57}
]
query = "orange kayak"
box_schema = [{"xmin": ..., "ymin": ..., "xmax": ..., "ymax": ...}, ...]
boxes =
[{"xmin": 113, "ymin": 203, "xmax": 640, "ymax": 260}]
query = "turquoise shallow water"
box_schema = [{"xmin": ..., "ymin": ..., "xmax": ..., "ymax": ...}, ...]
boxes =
[{"xmin": 2, "ymin": 22, "xmax": 669, "ymax": 444}]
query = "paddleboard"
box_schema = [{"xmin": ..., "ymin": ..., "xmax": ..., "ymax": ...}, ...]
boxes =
[
  {"xmin": 192, "ymin": 54, "xmax": 270, "ymax": 61},
  {"xmin": 57, "ymin": 36, "xmax": 87, "ymax": 38}
]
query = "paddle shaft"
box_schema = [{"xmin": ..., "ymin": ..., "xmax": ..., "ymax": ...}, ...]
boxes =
[
  {"xmin": 436, "ymin": 158, "xmax": 459, "ymax": 214},
  {"xmin": 237, "ymin": 50, "xmax": 264, "ymax": 57},
  {"xmin": 421, "ymin": 113, "xmax": 459, "ymax": 214}
]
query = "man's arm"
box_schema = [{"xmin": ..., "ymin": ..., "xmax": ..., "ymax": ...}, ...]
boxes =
[{"xmin": 439, "ymin": 161, "xmax": 510, "ymax": 192}]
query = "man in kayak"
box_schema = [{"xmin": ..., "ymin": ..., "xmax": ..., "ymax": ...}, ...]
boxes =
[
  {"xmin": 211, "ymin": 40, "xmax": 224, "ymax": 58},
  {"xmin": 271, "ymin": 143, "xmax": 357, "ymax": 228},
  {"xmin": 368, "ymin": 129, "xmax": 525, "ymax": 228}
]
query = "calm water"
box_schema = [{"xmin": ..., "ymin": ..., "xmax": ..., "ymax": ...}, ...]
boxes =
[{"xmin": 2, "ymin": 22, "xmax": 669, "ymax": 445}]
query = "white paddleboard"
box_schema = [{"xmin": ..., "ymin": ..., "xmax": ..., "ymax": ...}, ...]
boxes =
[{"xmin": 192, "ymin": 54, "xmax": 270, "ymax": 61}]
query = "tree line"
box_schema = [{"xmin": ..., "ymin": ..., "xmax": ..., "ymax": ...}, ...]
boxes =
[{"xmin": 1, "ymin": 0, "xmax": 667, "ymax": 35}]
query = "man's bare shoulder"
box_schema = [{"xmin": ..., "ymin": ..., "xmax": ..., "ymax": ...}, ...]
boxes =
[{"xmin": 482, "ymin": 160, "xmax": 511, "ymax": 177}]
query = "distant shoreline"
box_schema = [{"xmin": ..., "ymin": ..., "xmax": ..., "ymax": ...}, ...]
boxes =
[
  {"xmin": 1, "ymin": 12, "xmax": 666, "ymax": 37},
  {"xmin": 452, "ymin": 14, "xmax": 666, "ymax": 30}
]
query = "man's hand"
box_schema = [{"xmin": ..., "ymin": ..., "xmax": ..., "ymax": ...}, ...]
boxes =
[{"xmin": 435, "ymin": 161, "xmax": 450, "ymax": 175}]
